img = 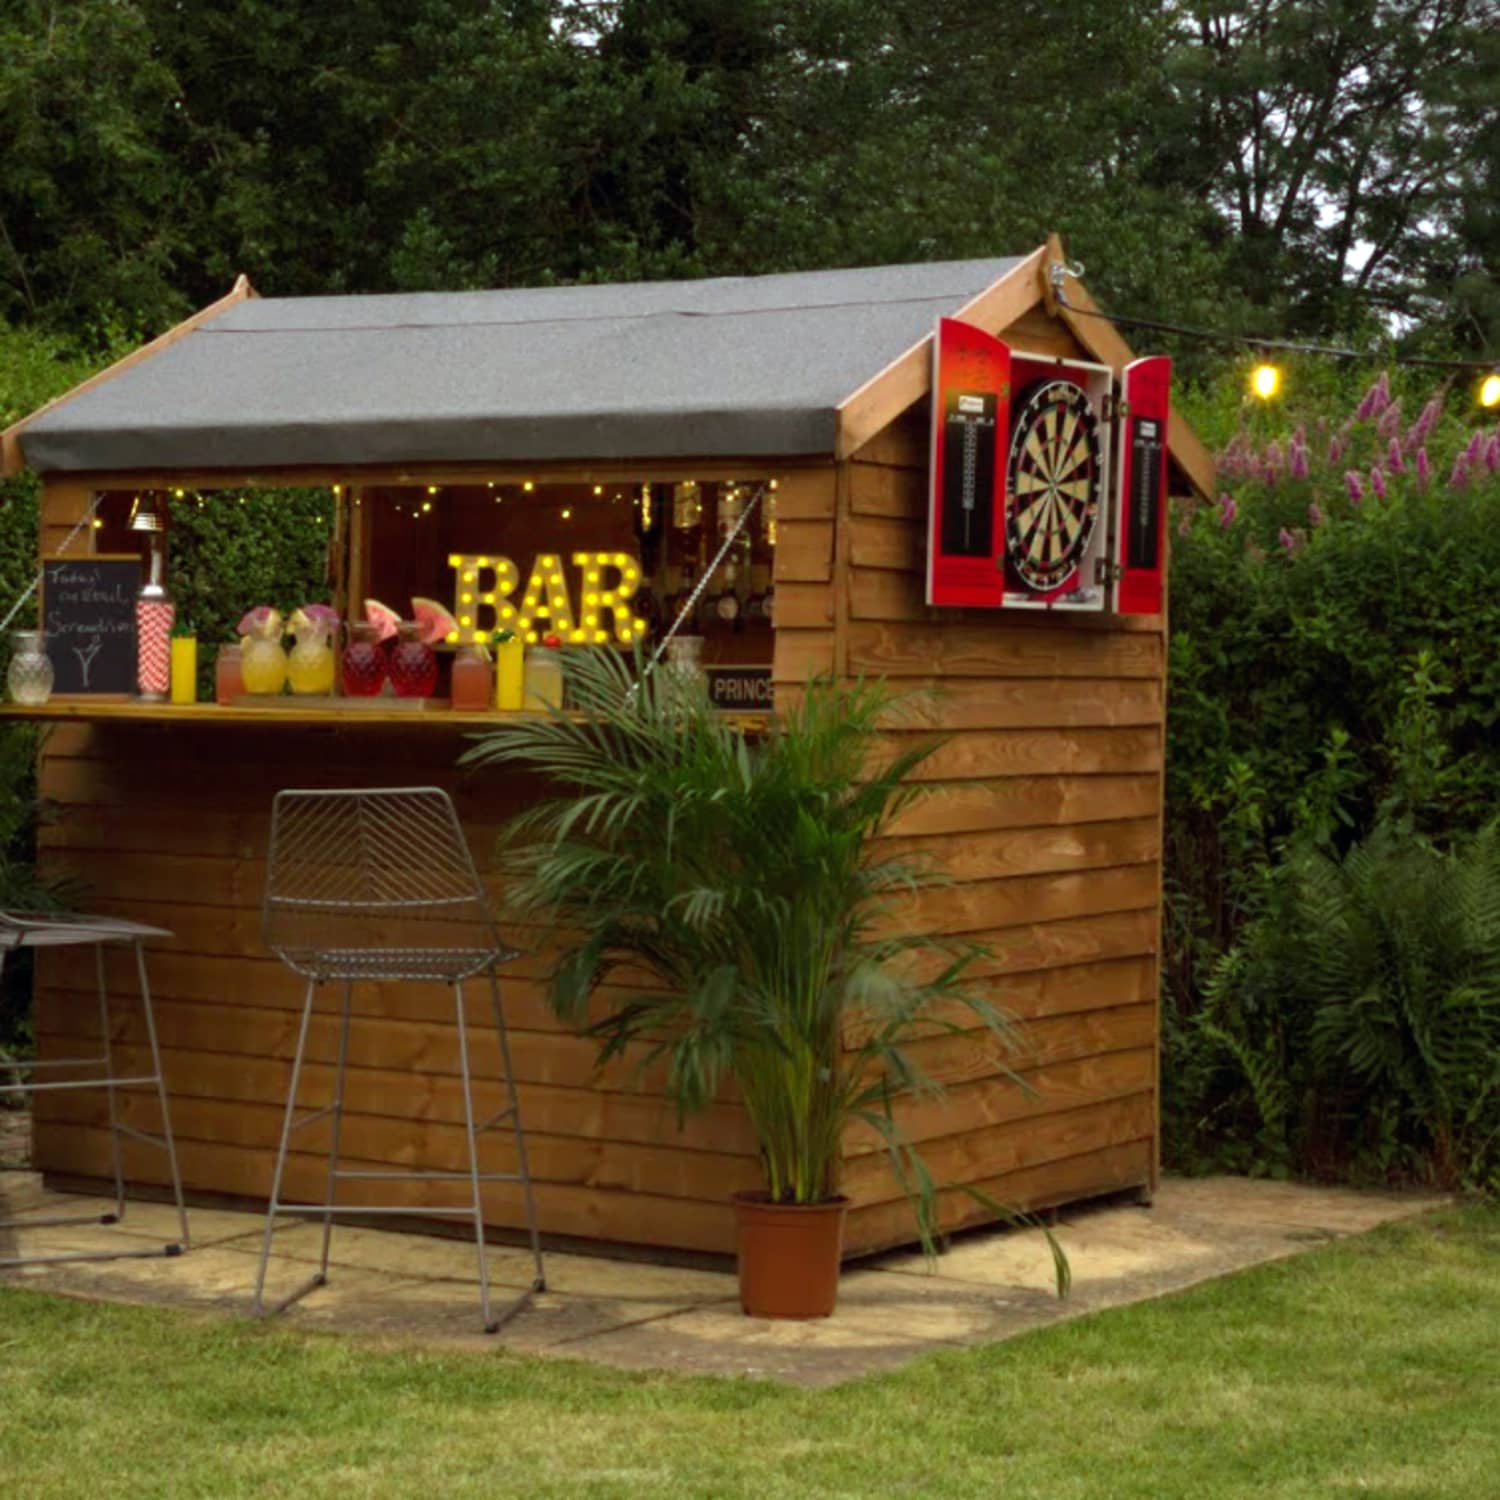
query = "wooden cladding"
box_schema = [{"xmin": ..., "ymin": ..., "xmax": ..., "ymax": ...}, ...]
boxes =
[
  {"xmin": 833, "ymin": 435, "xmax": 1165, "ymax": 1248},
  {"xmin": 28, "ymin": 415, "xmax": 1167, "ymax": 1258}
]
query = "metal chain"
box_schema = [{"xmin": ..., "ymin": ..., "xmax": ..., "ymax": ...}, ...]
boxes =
[
  {"xmin": 0, "ymin": 492, "xmax": 104, "ymax": 637},
  {"xmin": 644, "ymin": 482, "xmax": 766, "ymax": 675}
]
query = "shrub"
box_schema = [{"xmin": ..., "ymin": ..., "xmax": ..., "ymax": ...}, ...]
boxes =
[
  {"xmin": 1164, "ymin": 365, "xmax": 1500, "ymax": 1183},
  {"xmin": 1193, "ymin": 818, "xmax": 1500, "ymax": 1190}
]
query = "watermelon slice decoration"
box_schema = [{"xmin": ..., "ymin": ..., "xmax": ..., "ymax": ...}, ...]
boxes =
[
  {"xmin": 363, "ymin": 598, "xmax": 401, "ymax": 642},
  {"xmin": 412, "ymin": 596, "xmax": 460, "ymax": 645}
]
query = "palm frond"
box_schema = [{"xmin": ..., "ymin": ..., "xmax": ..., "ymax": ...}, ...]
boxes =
[{"xmin": 468, "ymin": 655, "xmax": 1062, "ymax": 1284}]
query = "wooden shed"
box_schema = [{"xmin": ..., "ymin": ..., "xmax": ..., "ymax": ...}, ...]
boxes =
[{"xmin": 1, "ymin": 242, "xmax": 1214, "ymax": 1258}]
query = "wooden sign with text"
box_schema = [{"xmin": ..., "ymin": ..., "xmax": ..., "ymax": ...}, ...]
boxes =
[{"xmin": 706, "ymin": 666, "xmax": 773, "ymax": 711}]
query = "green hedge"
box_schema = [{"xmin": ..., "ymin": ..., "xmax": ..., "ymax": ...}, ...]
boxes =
[{"xmin": 1164, "ymin": 364, "xmax": 1500, "ymax": 1185}]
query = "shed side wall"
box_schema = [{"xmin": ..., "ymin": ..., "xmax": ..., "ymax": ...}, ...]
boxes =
[{"xmin": 836, "ymin": 394, "xmax": 1164, "ymax": 1257}]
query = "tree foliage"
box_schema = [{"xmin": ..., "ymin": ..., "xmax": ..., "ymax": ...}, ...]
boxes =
[
  {"xmin": 0, "ymin": 1, "xmax": 1491, "ymax": 346},
  {"xmin": 1161, "ymin": 0, "xmax": 1499, "ymax": 341}
]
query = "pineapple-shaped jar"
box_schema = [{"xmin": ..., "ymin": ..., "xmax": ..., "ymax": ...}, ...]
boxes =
[
  {"xmin": 237, "ymin": 607, "xmax": 287, "ymax": 696},
  {"xmin": 389, "ymin": 620, "xmax": 438, "ymax": 698},
  {"xmin": 341, "ymin": 620, "xmax": 388, "ymax": 696},
  {"xmin": 286, "ymin": 604, "xmax": 339, "ymax": 696}
]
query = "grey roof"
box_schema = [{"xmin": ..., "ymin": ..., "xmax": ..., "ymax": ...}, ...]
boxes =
[{"xmin": 18, "ymin": 257, "xmax": 1027, "ymax": 473}]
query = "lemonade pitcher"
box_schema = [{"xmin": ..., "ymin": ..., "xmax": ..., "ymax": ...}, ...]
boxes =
[
  {"xmin": 238, "ymin": 606, "xmax": 287, "ymax": 696},
  {"xmin": 287, "ymin": 604, "xmax": 339, "ymax": 695}
]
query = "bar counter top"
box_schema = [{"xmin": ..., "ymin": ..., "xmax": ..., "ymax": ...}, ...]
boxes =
[{"xmin": 0, "ymin": 699, "xmax": 771, "ymax": 732}]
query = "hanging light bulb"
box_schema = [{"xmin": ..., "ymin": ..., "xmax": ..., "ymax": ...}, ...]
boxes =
[
  {"xmin": 1480, "ymin": 373, "xmax": 1500, "ymax": 409},
  {"xmin": 1250, "ymin": 364, "xmax": 1281, "ymax": 400}
]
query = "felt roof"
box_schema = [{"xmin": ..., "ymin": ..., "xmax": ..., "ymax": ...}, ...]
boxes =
[{"xmin": 17, "ymin": 258, "xmax": 1026, "ymax": 473}]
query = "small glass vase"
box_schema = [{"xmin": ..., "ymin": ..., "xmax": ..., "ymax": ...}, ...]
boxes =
[
  {"xmin": 7, "ymin": 630, "xmax": 54, "ymax": 706},
  {"xmin": 389, "ymin": 622, "xmax": 437, "ymax": 698},
  {"xmin": 341, "ymin": 622, "xmax": 388, "ymax": 697}
]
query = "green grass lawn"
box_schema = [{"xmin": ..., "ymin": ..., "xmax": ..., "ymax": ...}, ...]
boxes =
[{"xmin": 2, "ymin": 1203, "xmax": 1497, "ymax": 1499}]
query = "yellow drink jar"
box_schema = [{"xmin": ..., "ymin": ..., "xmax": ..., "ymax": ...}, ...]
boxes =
[
  {"xmin": 169, "ymin": 637, "xmax": 198, "ymax": 704},
  {"xmin": 240, "ymin": 636, "xmax": 287, "ymax": 695},
  {"xmin": 287, "ymin": 631, "xmax": 336, "ymax": 694},
  {"xmin": 494, "ymin": 635, "xmax": 524, "ymax": 710}
]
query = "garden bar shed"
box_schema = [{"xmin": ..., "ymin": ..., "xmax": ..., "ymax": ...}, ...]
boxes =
[{"xmin": 2, "ymin": 242, "xmax": 1214, "ymax": 1258}]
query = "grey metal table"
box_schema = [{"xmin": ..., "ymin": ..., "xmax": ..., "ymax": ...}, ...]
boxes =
[{"xmin": 0, "ymin": 911, "xmax": 190, "ymax": 1266}]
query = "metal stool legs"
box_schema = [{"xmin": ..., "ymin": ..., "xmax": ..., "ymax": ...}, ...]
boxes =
[
  {"xmin": 250, "ymin": 977, "xmax": 320, "ymax": 1316},
  {"xmin": 487, "ymin": 971, "xmax": 545, "ymax": 1292},
  {"xmin": 251, "ymin": 973, "xmax": 544, "ymax": 1332},
  {"xmin": 1, "ymin": 937, "xmax": 189, "ymax": 1267}
]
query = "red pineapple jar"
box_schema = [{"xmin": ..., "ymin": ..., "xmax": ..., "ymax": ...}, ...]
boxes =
[
  {"xmin": 389, "ymin": 621, "xmax": 438, "ymax": 698},
  {"xmin": 341, "ymin": 621, "xmax": 388, "ymax": 697}
]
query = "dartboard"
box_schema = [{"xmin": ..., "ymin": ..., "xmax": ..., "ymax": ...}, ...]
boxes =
[{"xmin": 1005, "ymin": 378, "xmax": 1104, "ymax": 592}]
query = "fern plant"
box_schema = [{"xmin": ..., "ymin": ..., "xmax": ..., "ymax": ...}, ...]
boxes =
[
  {"xmin": 1298, "ymin": 823, "xmax": 1500, "ymax": 1183},
  {"xmin": 1203, "ymin": 818, "xmax": 1500, "ymax": 1187},
  {"xmin": 462, "ymin": 648, "xmax": 1038, "ymax": 1256}
]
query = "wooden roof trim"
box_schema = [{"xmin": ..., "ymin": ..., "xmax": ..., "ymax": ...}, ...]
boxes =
[
  {"xmin": 1044, "ymin": 236, "xmax": 1216, "ymax": 501},
  {"xmin": 834, "ymin": 246, "xmax": 1048, "ymax": 460},
  {"xmin": 833, "ymin": 235, "xmax": 1217, "ymax": 502},
  {"xmin": 1, "ymin": 274, "xmax": 256, "ymax": 478}
]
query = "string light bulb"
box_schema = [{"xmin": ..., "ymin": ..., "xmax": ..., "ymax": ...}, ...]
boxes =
[
  {"xmin": 1250, "ymin": 363, "xmax": 1282, "ymax": 400},
  {"xmin": 1481, "ymin": 373, "xmax": 1500, "ymax": 409}
]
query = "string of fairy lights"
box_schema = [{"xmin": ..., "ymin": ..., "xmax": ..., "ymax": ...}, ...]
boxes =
[
  {"xmin": 40, "ymin": 474, "xmax": 780, "ymax": 653},
  {"xmin": 1050, "ymin": 271, "xmax": 1500, "ymax": 409}
]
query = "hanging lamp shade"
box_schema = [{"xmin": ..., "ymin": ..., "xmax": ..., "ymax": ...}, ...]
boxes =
[{"xmin": 127, "ymin": 493, "xmax": 166, "ymax": 532}]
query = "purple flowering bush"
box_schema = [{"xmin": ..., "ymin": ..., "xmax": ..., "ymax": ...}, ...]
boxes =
[{"xmin": 1165, "ymin": 368, "xmax": 1500, "ymax": 1187}]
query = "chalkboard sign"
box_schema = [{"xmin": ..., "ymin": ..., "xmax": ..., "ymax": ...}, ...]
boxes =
[{"xmin": 41, "ymin": 555, "xmax": 141, "ymax": 695}]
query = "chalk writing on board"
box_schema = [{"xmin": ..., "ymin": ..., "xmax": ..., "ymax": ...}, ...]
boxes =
[
  {"xmin": 40, "ymin": 556, "xmax": 141, "ymax": 695},
  {"xmin": 73, "ymin": 640, "xmax": 103, "ymax": 688}
]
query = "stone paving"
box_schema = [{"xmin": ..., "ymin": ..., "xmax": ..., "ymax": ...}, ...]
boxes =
[{"xmin": 0, "ymin": 1159, "xmax": 1445, "ymax": 1386}]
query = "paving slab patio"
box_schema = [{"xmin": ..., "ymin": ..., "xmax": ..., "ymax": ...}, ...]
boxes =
[{"xmin": 0, "ymin": 1167, "xmax": 1445, "ymax": 1387}]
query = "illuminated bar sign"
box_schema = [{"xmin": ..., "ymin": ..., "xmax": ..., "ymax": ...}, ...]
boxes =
[
  {"xmin": 926, "ymin": 318, "xmax": 1012, "ymax": 609},
  {"xmin": 448, "ymin": 550, "xmax": 646, "ymax": 645}
]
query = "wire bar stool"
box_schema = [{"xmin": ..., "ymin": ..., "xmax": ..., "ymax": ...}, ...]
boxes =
[
  {"xmin": 251, "ymin": 787, "xmax": 545, "ymax": 1333},
  {"xmin": 0, "ymin": 912, "xmax": 189, "ymax": 1267}
]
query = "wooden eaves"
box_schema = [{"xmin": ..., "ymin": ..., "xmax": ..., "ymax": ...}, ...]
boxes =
[
  {"xmin": 833, "ymin": 236, "xmax": 1218, "ymax": 503},
  {"xmin": 0, "ymin": 275, "xmax": 257, "ymax": 479}
]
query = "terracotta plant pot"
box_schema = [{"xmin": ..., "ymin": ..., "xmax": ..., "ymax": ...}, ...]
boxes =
[{"xmin": 732, "ymin": 1191, "xmax": 849, "ymax": 1319}]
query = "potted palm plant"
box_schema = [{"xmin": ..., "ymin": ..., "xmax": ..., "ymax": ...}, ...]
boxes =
[{"xmin": 464, "ymin": 647, "xmax": 1063, "ymax": 1318}]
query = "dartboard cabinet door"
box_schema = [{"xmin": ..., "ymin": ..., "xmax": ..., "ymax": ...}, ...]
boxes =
[
  {"xmin": 1111, "ymin": 355, "xmax": 1173, "ymax": 616},
  {"xmin": 926, "ymin": 318, "xmax": 1012, "ymax": 608}
]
